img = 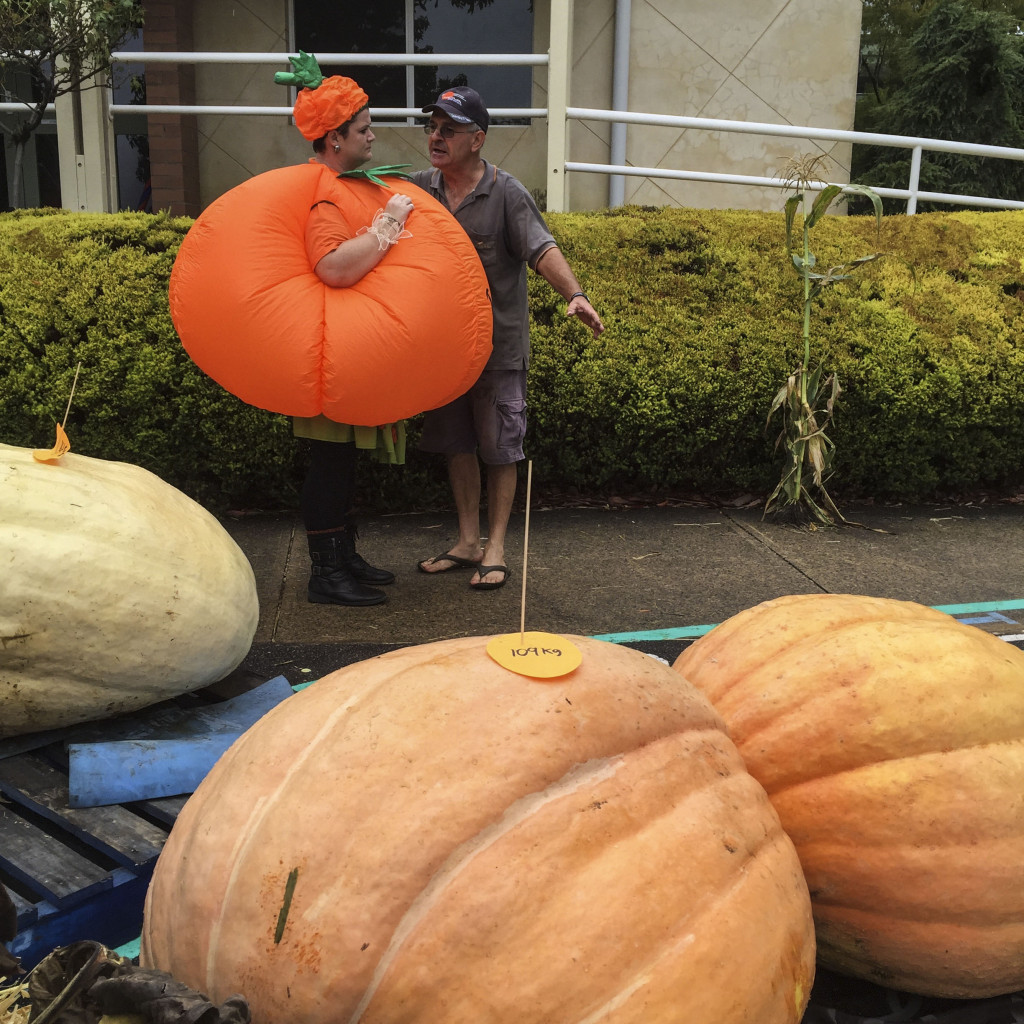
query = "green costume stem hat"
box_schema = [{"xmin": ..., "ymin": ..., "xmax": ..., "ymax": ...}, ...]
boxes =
[{"xmin": 275, "ymin": 50, "xmax": 369, "ymax": 141}]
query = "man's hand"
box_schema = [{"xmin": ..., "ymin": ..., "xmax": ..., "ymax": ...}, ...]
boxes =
[{"xmin": 567, "ymin": 294, "xmax": 604, "ymax": 338}]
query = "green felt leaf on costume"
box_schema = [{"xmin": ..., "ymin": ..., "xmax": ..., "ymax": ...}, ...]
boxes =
[
  {"xmin": 337, "ymin": 164, "xmax": 413, "ymax": 187},
  {"xmin": 274, "ymin": 50, "xmax": 324, "ymax": 90}
]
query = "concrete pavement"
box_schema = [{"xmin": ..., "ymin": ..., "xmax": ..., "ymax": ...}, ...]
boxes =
[{"xmin": 222, "ymin": 499, "xmax": 1024, "ymax": 684}]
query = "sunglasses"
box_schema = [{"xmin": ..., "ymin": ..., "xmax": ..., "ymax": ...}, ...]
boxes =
[{"xmin": 423, "ymin": 123, "xmax": 480, "ymax": 139}]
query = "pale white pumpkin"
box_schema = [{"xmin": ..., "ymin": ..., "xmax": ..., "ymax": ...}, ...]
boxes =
[{"xmin": 0, "ymin": 442, "xmax": 259, "ymax": 738}]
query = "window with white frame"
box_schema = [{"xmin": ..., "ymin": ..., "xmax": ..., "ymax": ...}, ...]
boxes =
[{"xmin": 292, "ymin": 0, "xmax": 533, "ymax": 122}]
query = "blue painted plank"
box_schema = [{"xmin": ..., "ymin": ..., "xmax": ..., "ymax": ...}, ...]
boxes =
[
  {"xmin": 69, "ymin": 735, "xmax": 241, "ymax": 808},
  {"xmin": 593, "ymin": 598, "xmax": 1024, "ymax": 644},
  {"xmin": 0, "ymin": 674, "xmax": 294, "ymax": 762},
  {"xmin": 6, "ymin": 885, "xmax": 38, "ymax": 931},
  {"xmin": 115, "ymin": 936, "xmax": 141, "ymax": 960},
  {"xmin": 131, "ymin": 673, "xmax": 293, "ymax": 735},
  {"xmin": 593, "ymin": 624, "xmax": 716, "ymax": 642},
  {"xmin": 66, "ymin": 676, "xmax": 294, "ymax": 808},
  {"xmin": 79, "ymin": 674, "xmax": 293, "ymax": 739}
]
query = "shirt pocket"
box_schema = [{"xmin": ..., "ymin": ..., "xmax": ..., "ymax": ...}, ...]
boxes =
[{"xmin": 466, "ymin": 229, "xmax": 500, "ymax": 273}]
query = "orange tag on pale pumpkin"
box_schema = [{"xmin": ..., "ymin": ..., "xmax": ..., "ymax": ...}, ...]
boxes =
[
  {"xmin": 486, "ymin": 631, "xmax": 583, "ymax": 680},
  {"xmin": 32, "ymin": 423, "xmax": 71, "ymax": 463}
]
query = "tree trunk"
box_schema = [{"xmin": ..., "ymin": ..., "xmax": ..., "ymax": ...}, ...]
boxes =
[
  {"xmin": 7, "ymin": 101, "xmax": 47, "ymax": 209},
  {"xmin": 11, "ymin": 137, "xmax": 27, "ymax": 209}
]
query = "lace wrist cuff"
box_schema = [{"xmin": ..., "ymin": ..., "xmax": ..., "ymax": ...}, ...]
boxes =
[{"xmin": 357, "ymin": 208, "xmax": 413, "ymax": 251}]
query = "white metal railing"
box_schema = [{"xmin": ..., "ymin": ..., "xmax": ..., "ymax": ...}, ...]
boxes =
[
  {"xmin": 567, "ymin": 107, "xmax": 1024, "ymax": 214},
  {"xmin": 106, "ymin": 51, "xmax": 548, "ymax": 124},
  {"xmin": 95, "ymin": 50, "xmax": 1024, "ymax": 215},
  {"xmin": 114, "ymin": 105, "xmax": 544, "ymax": 118},
  {"xmin": 109, "ymin": 51, "xmax": 547, "ymax": 65},
  {"xmin": 0, "ymin": 103, "xmax": 54, "ymax": 113},
  {"xmin": 105, "ymin": 53, "xmax": 546, "ymax": 119},
  {"xmin": 565, "ymin": 161, "xmax": 1024, "ymax": 212}
]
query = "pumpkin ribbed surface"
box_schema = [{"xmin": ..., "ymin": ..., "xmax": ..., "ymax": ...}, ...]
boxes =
[
  {"xmin": 673, "ymin": 593, "xmax": 1024, "ymax": 998},
  {"xmin": 141, "ymin": 636, "xmax": 814, "ymax": 1023},
  {"xmin": 0, "ymin": 443, "xmax": 258, "ymax": 737}
]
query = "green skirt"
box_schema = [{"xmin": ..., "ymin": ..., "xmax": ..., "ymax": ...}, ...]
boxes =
[{"xmin": 292, "ymin": 415, "xmax": 407, "ymax": 465}]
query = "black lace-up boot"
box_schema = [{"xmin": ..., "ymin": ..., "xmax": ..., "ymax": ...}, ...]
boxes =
[
  {"xmin": 339, "ymin": 519, "xmax": 395, "ymax": 585},
  {"xmin": 307, "ymin": 533, "xmax": 387, "ymax": 606}
]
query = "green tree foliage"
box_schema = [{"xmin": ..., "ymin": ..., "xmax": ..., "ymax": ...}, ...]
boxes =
[
  {"xmin": 854, "ymin": 0, "xmax": 1024, "ymax": 210},
  {"xmin": 0, "ymin": 0, "xmax": 144, "ymax": 208},
  {"xmin": 859, "ymin": 0, "xmax": 932, "ymax": 105},
  {"xmin": 859, "ymin": 0, "xmax": 1024, "ymax": 103}
]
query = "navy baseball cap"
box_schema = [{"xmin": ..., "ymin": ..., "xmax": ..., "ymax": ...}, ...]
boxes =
[{"xmin": 421, "ymin": 86, "xmax": 489, "ymax": 132}]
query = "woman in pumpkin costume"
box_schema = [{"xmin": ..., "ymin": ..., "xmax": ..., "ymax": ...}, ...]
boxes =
[
  {"xmin": 171, "ymin": 52, "xmax": 492, "ymax": 604},
  {"xmin": 281, "ymin": 56, "xmax": 414, "ymax": 608}
]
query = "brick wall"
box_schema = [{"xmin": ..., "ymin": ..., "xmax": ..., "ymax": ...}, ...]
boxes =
[{"xmin": 145, "ymin": 0, "xmax": 201, "ymax": 217}]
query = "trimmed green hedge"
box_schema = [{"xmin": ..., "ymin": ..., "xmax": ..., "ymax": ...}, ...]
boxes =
[
  {"xmin": 532, "ymin": 206, "xmax": 1024, "ymax": 502},
  {"xmin": 1, "ymin": 204, "xmax": 1022, "ymax": 511}
]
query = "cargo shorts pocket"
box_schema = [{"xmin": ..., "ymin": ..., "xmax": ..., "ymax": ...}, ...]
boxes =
[{"xmin": 495, "ymin": 398, "xmax": 527, "ymax": 453}]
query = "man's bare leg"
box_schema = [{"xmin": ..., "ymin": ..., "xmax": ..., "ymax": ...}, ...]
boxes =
[
  {"xmin": 472, "ymin": 461, "xmax": 518, "ymax": 587},
  {"xmin": 418, "ymin": 452, "xmax": 485, "ymax": 572}
]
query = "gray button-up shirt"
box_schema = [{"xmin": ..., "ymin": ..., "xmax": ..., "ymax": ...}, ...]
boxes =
[{"xmin": 410, "ymin": 160, "xmax": 557, "ymax": 371}]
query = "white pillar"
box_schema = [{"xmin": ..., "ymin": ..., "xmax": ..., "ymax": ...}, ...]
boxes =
[
  {"xmin": 906, "ymin": 145, "xmax": 923, "ymax": 215},
  {"xmin": 56, "ymin": 71, "xmax": 119, "ymax": 212},
  {"xmin": 545, "ymin": 0, "xmax": 573, "ymax": 212},
  {"xmin": 609, "ymin": 0, "xmax": 632, "ymax": 207}
]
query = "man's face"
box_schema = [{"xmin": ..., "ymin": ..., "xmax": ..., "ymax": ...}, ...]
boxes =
[{"xmin": 425, "ymin": 115, "xmax": 481, "ymax": 171}]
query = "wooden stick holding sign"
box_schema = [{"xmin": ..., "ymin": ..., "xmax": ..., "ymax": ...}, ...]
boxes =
[
  {"xmin": 520, "ymin": 459, "xmax": 531, "ymax": 643},
  {"xmin": 487, "ymin": 460, "xmax": 583, "ymax": 680}
]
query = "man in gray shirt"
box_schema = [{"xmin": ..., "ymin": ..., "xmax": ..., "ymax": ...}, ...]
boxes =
[{"xmin": 412, "ymin": 86, "xmax": 604, "ymax": 591}]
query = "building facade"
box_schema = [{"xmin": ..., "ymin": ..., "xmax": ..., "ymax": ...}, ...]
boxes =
[{"xmin": 3, "ymin": 0, "xmax": 862, "ymax": 216}]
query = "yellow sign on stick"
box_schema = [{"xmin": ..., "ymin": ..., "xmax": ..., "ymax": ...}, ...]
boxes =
[
  {"xmin": 32, "ymin": 363, "xmax": 81, "ymax": 464},
  {"xmin": 487, "ymin": 462, "xmax": 584, "ymax": 680},
  {"xmin": 486, "ymin": 631, "xmax": 583, "ymax": 680},
  {"xmin": 32, "ymin": 422, "xmax": 71, "ymax": 463}
]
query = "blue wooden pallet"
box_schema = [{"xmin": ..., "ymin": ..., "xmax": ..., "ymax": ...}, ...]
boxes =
[
  {"xmin": 0, "ymin": 745, "xmax": 186, "ymax": 968},
  {"xmin": 0, "ymin": 674, "xmax": 294, "ymax": 969}
]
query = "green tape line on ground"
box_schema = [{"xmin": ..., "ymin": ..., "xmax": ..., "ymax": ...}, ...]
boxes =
[{"xmin": 593, "ymin": 599, "xmax": 1024, "ymax": 644}]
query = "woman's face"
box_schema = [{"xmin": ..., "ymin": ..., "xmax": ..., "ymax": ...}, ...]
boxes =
[{"xmin": 332, "ymin": 108, "xmax": 375, "ymax": 171}]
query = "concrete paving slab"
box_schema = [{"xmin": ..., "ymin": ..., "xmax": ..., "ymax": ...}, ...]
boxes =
[
  {"xmin": 726, "ymin": 503, "xmax": 1024, "ymax": 608},
  {"xmin": 221, "ymin": 500, "xmax": 1024, "ymax": 684},
  {"xmin": 225, "ymin": 514, "xmax": 294, "ymax": 645},
  {"xmin": 228, "ymin": 507, "xmax": 827, "ymax": 644}
]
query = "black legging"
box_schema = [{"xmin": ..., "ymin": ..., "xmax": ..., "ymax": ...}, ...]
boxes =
[{"xmin": 300, "ymin": 439, "xmax": 357, "ymax": 533}]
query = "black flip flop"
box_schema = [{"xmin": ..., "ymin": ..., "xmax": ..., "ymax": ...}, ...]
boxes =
[
  {"xmin": 417, "ymin": 551, "xmax": 481, "ymax": 574},
  {"xmin": 470, "ymin": 564, "xmax": 512, "ymax": 590}
]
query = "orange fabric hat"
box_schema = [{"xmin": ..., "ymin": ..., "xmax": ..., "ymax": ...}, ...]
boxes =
[{"xmin": 293, "ymin": 75, "xmax": 368, "ymax": 141}]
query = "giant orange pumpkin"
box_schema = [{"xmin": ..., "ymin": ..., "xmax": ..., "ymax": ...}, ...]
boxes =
[
  {"xmin": 169, "ymin": 162, "xmax": 493, "ymax": 426},
  {"xmin": 673, "ymin": 593, "xmax": 1024, "ymax": 999},
  {"xmin": 142, "ymin": 636, "xmax": 815, "ymax": 1023}
]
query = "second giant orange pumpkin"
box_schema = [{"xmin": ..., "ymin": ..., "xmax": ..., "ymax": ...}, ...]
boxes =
[{"xmin": 674, "ymin": 593, "xmax": 1024, "ymax": 999}]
